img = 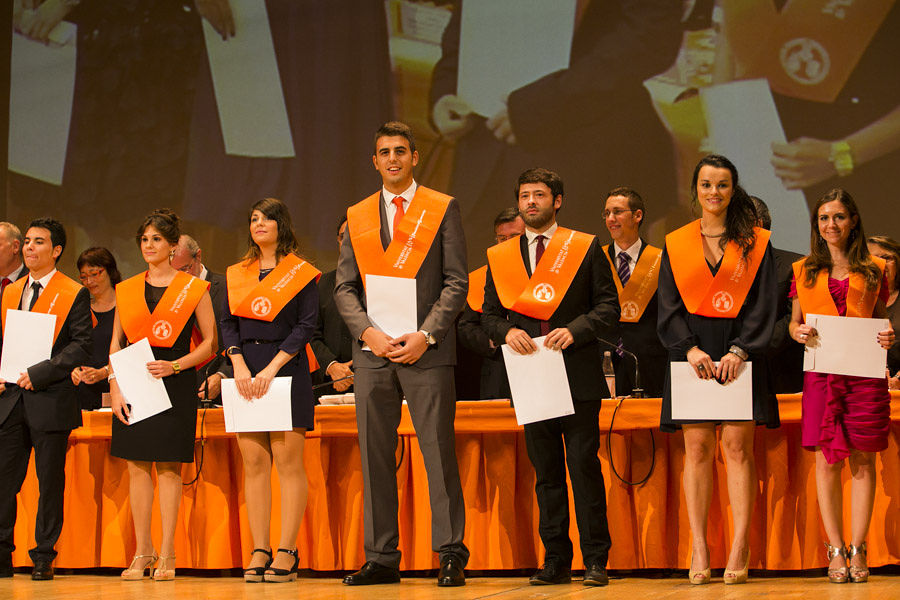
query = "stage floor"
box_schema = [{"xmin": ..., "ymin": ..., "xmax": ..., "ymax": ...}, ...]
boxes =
[{"xmin": 1, "ymin": 573, "xmax": 898, "ymax": 600}]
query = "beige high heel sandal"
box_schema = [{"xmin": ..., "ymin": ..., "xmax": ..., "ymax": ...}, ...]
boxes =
[
  {"xmin": 723, "ymin": 551, "xmax": 749, "ymax": 585},
  {"xmin": 152, "ymin": 555, "xmax": 176, "ymax": 581},
  {"xmin": 121, "ymin": 553, "xmax": 158, "ymax": 580},
  {"xmin": 826, "ymin": 543, "xmax": 848, "ymax": 584},
  {"xmin": 688, "ymin": 551, "xmax": 711, "ymax": 585},
  {"xmin": 848, "ymin": 542, "xmax": 868, "ymax": 583}
]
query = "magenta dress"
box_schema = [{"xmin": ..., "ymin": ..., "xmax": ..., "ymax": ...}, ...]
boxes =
[{"xmin": 791, "ymin": 275, "xmax": 891, "ymax": 463}]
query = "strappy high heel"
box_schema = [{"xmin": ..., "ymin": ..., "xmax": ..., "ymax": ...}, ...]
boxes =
[
  {"xmin": 121, "ymin": 553, "xmax": 158, "ymax": 580},
  {"xmin": 152, "ymin": 555, "xmax": 176, "ymax": 581},
  {"xmin": 688, "ymin": 550, "xmax": 710, "ymax": 585},
  {"xmin": 243, "ymin": 548, "xmax": 273, "ymax": 583},
  {"xmin": 723, "ymin": 550, "xmax": 749, "ymax": 585},
  {"xmin": 848, "ymin": 542, "xmax": 868, "ymax": 583},
  {"xmin": 826, "ymin": 543, "xmax": 848, "ymax": 584},
  {"xmin": 263, "ymin": 548, "xmax": 299, "ymax": 583}
]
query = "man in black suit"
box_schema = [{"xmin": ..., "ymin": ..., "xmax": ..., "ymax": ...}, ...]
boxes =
[
  {"xmin": 603, "ymin": 187, "xmax": 667, "ymax": 398},
  {"xmin": 0, "ymin": 223, "xmax": 27, "ymax": 291},
  {"xmin": 171, "ymin": 234, "xmax": 229, "ymax": 402},
  {"xmin": 482, "ymin": 168, "xmax": 619, "ymax": 586},
  {"xmin": 0, "ymin": 218, "xmax": 92, "ymax": 580},
  {"xmin": 311, "ymin": 218, "xmax": 355, "ymax": 399}
]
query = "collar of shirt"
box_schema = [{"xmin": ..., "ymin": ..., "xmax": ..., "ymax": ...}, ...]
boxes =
[
  {"xmin": 199, "ymin": 265, "xmax": 209, "ymax": 281},
  {"xmin": 382, "ymin": 180, "xmax": 417, "ymax": 211},
  {"xmin": 525, "ymin": 222, "xmax": 559, "ymax": 247},
  {"xmin": 1, "ymin": 263, "xmax": 25, "ymax": 281},
  {"xmin": 614, "ymin": 238, "xmax": 643, "ymax": 267},
  {"xmin": 27, "ymin": 268, "xmax": 57, "ymax": 290}
]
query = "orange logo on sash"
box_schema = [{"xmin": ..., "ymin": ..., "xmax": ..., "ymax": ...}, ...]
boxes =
[
  {"xmin": 1, "ymin": 271, "xmax": 82, "ymax": 343},
  {"xmin": 116, "ymin": 271, "xmax": 210, "ymax": 348},
  {"xmin": 487, "ymin": 227, "xmax": 594, "ymax": 321},
  {"xmin": 793, "ymin": 256, "xmax": 885, "ymax": 319},
  {"xmin": 602, "ymin": 244, "xmax": 662, "ymax": 323},
  {"xmin": 227, "ymin": 254, "xmax": 321, "ymax": 323}
]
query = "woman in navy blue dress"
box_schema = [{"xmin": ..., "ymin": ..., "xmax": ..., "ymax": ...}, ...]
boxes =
[{"xmin": 221, "ymin": 198, "xmax": 319, "ymax": 583}]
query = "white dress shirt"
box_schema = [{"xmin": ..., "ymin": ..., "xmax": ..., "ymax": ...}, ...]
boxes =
[
  {"xmin": 21, "ymin": 268, "xmax": 57, "ymax": 310},
  {"xmin": 1, "ymin": 263, "xmax": 26, "ymax": 283},
  {"xmin": 524, "ymin": 222, "xmax": 559, "ymax": 273},
  {"xmin": 383, "ymin": 180, "xmax": 418, "ymax": 240},
  {"xmin": 613, "ymin": 238, "xmax": 643, "ymax": 274}
]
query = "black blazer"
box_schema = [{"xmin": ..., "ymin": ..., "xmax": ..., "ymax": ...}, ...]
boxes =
[
  {"xmin": 204, "ymin": 269, "xmax": 230, "ymax": 382},
  {"xmin": 768, "ymin": 247, "xmax": 805, "ymax": 393},
  {"xmin": 0, "ymin": 285, "xmax": 92, "ymax": 431},
  {"xmin": 311, "ymin": 269, "xmax": 354, "ymax": 383},
  {"xmin": 481, "ymin": 233, "xmax": 620, "ymax": 402}
]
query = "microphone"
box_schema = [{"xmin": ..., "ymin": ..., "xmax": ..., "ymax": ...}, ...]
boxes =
[
  {"xmin": 198, "ymin": 361, "xmax": 218, "ymax": 409},
  {"xmin": 596, "ymin": 337, "xmax": 643, "ymax": 398},
  {"xmin": 311, "ymin": 372, "xmax": 354, "ymax": 391}
]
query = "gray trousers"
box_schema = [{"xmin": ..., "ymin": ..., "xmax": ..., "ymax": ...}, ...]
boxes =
[{"xmin": 354, "ymin": 363, "xmax": 468, "ymax": 568}]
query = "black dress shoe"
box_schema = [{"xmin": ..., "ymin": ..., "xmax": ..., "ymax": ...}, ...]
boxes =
[
  {"xmin": 31, "ymin": 560, "xmax": 54, "ymax": 581},
  {"xmin": 583, "ymin": 563, "xmax": 609, "ymax": 586},
  {"xmin": 437, "ymin": 555, "xmax": 465, "ymax": 587},
  {"xmin": 0, "ymin": 553, "xmax": 13, "ymax": 578},
  {"xmin": 529, "ymin": 560, "xmax": 571, "ymax": 585},
  {"xmin": 342, "ymin": 561, "xmax": 400, "ymax": 585}
]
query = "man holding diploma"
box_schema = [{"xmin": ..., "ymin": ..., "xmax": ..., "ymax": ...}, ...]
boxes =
[
  {"xmin": 481, "ymin": 168, "xmax": 619, "ymax": 586},
  {"xmin": 335, "ymin": 122, "xmax": 469, "ymax": 587},
  {"xmin": 0, "ymin": 218, "xmax": 91, "ymax": 580}
]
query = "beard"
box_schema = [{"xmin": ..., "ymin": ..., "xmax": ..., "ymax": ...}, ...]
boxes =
[{"xmin": 520, "ymin": 206, "xmax": 555, "ymax": 230}]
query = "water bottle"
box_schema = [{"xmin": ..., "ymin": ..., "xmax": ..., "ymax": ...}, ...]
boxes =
[{"xmin": 603, "ymin": 350, "xmax": 616, "ymax": 399}]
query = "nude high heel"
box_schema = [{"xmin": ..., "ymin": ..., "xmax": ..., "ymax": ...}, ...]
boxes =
[
  {"xmin": 121, "ymin": 553, "xmax": 158, "ymax": 580},
  {"xmin": 723, "ymin": 551, "xmax": 749, "ymax": 585},
  {"xmin": 152, "ymin": 555, "xmax": 176, "ymax": 581},
  {"xmin": 848, "ymin": 542, "xmax": 868, "ymax": 583},
  {"xmin": 826, "ymin": 543, "xmax": 848, "ymax": 584},
  {"xmin": 688, "ymin": 551, "xmax": 710, "ymax": 585}
]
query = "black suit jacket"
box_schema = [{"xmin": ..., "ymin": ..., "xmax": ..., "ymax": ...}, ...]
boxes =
[
  {"xmin": 456, "ymin": 304, "xmax": 509, "ymax": 400},
  {"xmin": 0, "ymin": 284, "xmax": 92, "ymax": 431},
  {"xmin": 481, "ymin": 233, "xmax": 620, "ymax": 402},
  {"xmin": 204, "ymin": 269, "xmax": 230, "ymax": 384},
  {"xmin": 311, "ymin": 269, "xmax": 354, "ymax": 393},
  {"xmin": 768, "ymin": 247, "xmax": 805, "ymax": 393}
]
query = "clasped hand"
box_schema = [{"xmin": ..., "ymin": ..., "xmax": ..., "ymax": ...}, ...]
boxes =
[
  {"xmin": 686, "ymin": 346, "xmax": 743, "ymax": 384},
  {"xmin": 504, "ymin": 327, "xmax": 573, "ymax": 355},
  {"xmin": 361, "ymin": 328, "xmax": 429, "ymax": 365}
]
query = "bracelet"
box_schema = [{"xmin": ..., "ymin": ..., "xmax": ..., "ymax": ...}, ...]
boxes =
[
  {"xmin": 728, "ymin": 345, "xmax": 749, "ymax": 361},
  {"xmin": 104, "ymin": 366, "xmax": 110, "ymax": 377},
  {"xmin": 108, "ymin": 373, "xmax": 116, "ymax": 381}
]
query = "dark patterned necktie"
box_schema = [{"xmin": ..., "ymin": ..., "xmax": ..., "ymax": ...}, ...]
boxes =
[
  {"xmin": 535, "ymin": 235, "xmax": 550, "ymax": 336},
  {"xmin": 617, "ymin": 252, "xmax": 631, "ymax": 286}
]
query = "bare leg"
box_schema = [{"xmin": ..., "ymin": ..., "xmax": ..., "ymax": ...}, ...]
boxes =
[
  {"xmin": 815, "ymin": 450, "xmax": 846, "ymax": 572},
  {"xmin": 848, "ymin": 450, "xmax": 876, "ymax": 573},
  {"xmin": 682, "ymin": 424, "xmax": 716, "ymax": 573},
  {"xmin": 156, "ymin": 462, "xmax": 184, "ymax": 559},
  {"xmin": 126, "ymin": 461, "xmax": 156, "ymax": 556},
  {"xmin": 237, "ymin": 432, "xmax": 274, "ymax": 570},
  {"xmin": 721, "ymin": 422, "xmax": 755, "ymax": 571},
  {"xmin": 268, "ymin": 429, "xmax": 308, "ymax": 571}
]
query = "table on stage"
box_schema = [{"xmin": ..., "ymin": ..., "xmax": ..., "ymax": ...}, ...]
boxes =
[{"xmin": 11, "ymin": 396, "xmax": 900, "ymax": 571}]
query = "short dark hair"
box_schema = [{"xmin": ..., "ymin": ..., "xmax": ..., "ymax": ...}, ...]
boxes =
[
  {"xmin": 136, "ymin": 208, "xmax": 180, "ymax": 246},
  {"xmin": 606, "ymin": 186, "xmax": 646, "ymax": 227},
  {"xmin": 27, "ymin": 217, "xmax": 66, "ymax": 262},
  {"xmin": 493, "ymin": 207, "xmax": 521, "ymax": 232},
  {"xmin": 514, "ymin": 168, "xmax": 564, "ymax": 202},
  {"xmin": 374, "ymin": 121, "xmax": 416, "ymax": 153},
  {"xmin": 77, "ymin": 247, "xmax": 122, "ymax": 285},
  {"xmin": 749, "ymin": 196, "xmax": 772, "ymax": 230},
  {"xmin": 336, "ymin": 215, "xmax": 348, "ymax": 238}
]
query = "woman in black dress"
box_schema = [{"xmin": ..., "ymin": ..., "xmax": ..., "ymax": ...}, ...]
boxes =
[
  {"xmin": 108, "ymin": 209, "xmax": 216, "ymax": 581},
  {"xmin": 71, "ymin": 247, "xmax": 121, "ymax": 409},
  {"xmin": 221, "ymin": 198, "xmax": 318, "ymax": 583},
  {"xmin": 657, "ymin": 155, "xmax": 778, "ymax": 585}
]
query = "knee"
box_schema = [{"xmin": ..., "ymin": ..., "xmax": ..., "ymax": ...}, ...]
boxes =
[
  {"xmin": 684, "ymin": 439, "xmax": 715, "ymax": 466},
  {"xmin": 721, "ymin": 437, "xmax": 753, "ymax": 465},
  {"xmin": 242, "ymin": 452, "xmax": 272, "ymax": 475},
  {"xmin": 273, "ymin": 456, "xmax": 306, "ymax": 480}
]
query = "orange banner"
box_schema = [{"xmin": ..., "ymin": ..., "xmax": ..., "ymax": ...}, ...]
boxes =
[
  {"xmin": 603, "ymin": 244, "xmax": 662, "ymax": 322},
  {"xmin": 1, "ymin": 271, "xmax": 81, "ymax": 343},
  {"xmin": 227, "ymin": 254, "xmax": 321, "ymax": 322},
  {"xmin": 117, "ymin": 271, "xmax": 209, "ymax": 347},
  {"xmin": 467, "ymin": 265, "xmax": 487, "ymax": 313},
  {"xmin": 666, "ymin": 220, "xmax": 769, "ymax": 318},
  {"xmin": 793, "ymin": 256, "xmax": 885, "ymax": 319},
  {"xmin": 487, "ymin": 228, "xmax": 594, "ymax": 321}
]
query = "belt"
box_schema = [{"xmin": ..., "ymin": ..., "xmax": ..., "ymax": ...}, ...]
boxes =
[{"xmin": 243, "ymin": 339, "xmax": 279, "ymax": 345}]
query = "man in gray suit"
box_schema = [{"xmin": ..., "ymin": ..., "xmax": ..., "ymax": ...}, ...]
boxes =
[{"xmin": 335, "ymin": 121, "xmax": 469, "ymax": 587}]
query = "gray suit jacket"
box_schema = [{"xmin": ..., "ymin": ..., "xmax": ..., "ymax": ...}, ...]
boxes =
[{"xmin": 334, "ymin": 189, "xmax": 468, "ymax": 369}]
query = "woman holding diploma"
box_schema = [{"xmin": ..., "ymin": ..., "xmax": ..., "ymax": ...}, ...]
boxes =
[
  {"xmin": 789, "ymin": 189, "xmax": 894, "ymax": 584},
  {"xmin": 657, "ymin": 155, "xmax": 778, "ymax": 585},
  {"xmin": 108, "ymin": 209, "xmax": 216, "ymax": 581},
  {"xmin": 221, "ymin": 198, "xmax": 319, "ymax": 583}
]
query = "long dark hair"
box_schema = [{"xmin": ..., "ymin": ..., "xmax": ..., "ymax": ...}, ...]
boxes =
[
  {"xmin": 691, "ymin": 155, "xmax": 757, "ymax": 260},
  {"xmin": 242, "ymin": 198, "xmax": 302, "ymax": 264},
  {"xmin": 803, "ymin": 188, "xmax": 880, "ymax": 289}
]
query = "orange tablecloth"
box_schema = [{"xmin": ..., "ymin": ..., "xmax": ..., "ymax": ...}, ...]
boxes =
[{"xmin": 12, "ymin": 396, "xmax": 900, "ymax": 571}]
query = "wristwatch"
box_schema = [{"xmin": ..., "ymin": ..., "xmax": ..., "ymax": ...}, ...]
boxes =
[
  {"xmin": 226, "ymin": 345, "xmax": 242, "ymax": 356},
  {"xmin": 419, "ymin": 330, "xmax": 437, "ymax": 346},
  {"xmin": 829, "ymin": 141, "xmax": 854, "ymax": 177},
  {"xmin": 171, "ymin": 361, "xmax": 181, "ymax": 374}
]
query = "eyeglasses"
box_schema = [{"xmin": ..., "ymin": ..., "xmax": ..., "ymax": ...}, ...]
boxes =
[
  {"xmin": 873, "ymin": 254, "xmax": 897, "ymax": 263},
  {"xmin": 603, "ymin": 208, "xmax": 633, "ymax": 219},
  {"xmin": 79, "ymin": 268, "xmax": 105, "ymax": 282},
  {"xmin": 495, "ymin": 233, "xmax": 520, "ymax": 243}
]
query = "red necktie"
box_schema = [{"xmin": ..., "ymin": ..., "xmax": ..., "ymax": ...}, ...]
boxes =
[
  {"xmin": 0, "ymin": 278, "xmax": 10, "ymax": 293},
  {"xmin": 535, "ymin": 235, "xmax": 550, "ymax": 336},
  {"xmin": 392, "ymin": 196, "xmax": 405, "ymax": 238}
]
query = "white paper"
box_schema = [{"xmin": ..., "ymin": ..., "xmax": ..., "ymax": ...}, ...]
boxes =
[
  {"xmin": 221, "ymin": 377, "xmax": 292, "ymax": 432},
  {"xmin": 700, "ymin": 79, "xmax": 809, "ymax": 254},
  {"xmin": 501, "ymin": 336, "xmax": 574, "ymax": 425},
  {"xmin": 365, "ymin": 274, "xmax": 417, "ymax": 340},
  {"xmin": 318, "ymin": 393, "xmax": 355, "ymax": 405},
  {"xmin": 670, "ymin": 361, "xmax": 753, "ymax": 421},
  {"xmin": 457, "ymin": 0, "xmax": 576, "ymax": 117},
  {"xmin": 202, "ymin": 0, "xmax": 295, "ymax": 157},
  {"xmin": 0, "ymin": 310, "xmax": 56, "ymax": 382},
  {"xmin": 108, "ymin": 338, "xmax": 172, "ymax": 425},
  {"xmin": 803, "ymin": 313, "xmax": 888, "ymax": 379},
  {"xmin": 8, "ymin": 25, "xmax": 77, "ymax": 185}
]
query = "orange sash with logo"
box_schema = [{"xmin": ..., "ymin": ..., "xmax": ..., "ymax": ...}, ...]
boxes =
[
  {"xmin": 487, "ymin": 228, "xmax": 594, "ymax": 321},
  {"xmin": 602, "ymin": 244, "xmax": 662, "ymax": 323},
  {"xmin": 1, "ymin": 271, "xmax": 82, "ymax": 343},
  {"xmin": 721, "ymin": 0, "xmax": 894, "ymax": 103},
  {"xmin": 116, "ymin": 271, "xmax": 209, "ymax": 348},
  {"xmin": 347, "ymin": 186, "xmax": 451, "ymax": 283},
  {"xmin": 467, "ymin": 265, "xmax": 488, "ymax": 313},
  {"xmin": 792, "ymin": 256, "xmax": 885, "ymax": 319},
  {"xmin": 666, "ymin": 221, "xmax": 770, "ymax": 318}
]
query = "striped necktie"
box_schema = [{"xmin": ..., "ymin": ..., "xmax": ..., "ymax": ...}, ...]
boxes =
[{"xmin": 617, "ymin": 252, "xmax": 631, "ymax": 286}]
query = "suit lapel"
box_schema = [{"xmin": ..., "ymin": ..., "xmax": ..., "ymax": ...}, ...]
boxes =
[
  {"xmin": 520, "ymin": 235, "xmax": 532, "ymax": 278},
  {"xmin": 378, "ymin": 192, "xmax": 390, "ymax": 250}
]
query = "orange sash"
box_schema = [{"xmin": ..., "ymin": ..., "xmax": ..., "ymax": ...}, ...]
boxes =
[
  {"xmin": 487, "ymin": 227, "xmax": 594, "ymax": 321},
  {"xmin": 347, "ymin": 186, "xmax": 450, "ymax": 283},
  {"xmin": 467, "ymin": 265, "xmax": 488, "ymax": 313},
  {"xmin": 1, "ymin": 271, "xmax": 82, "ymax": 343},
  {"xmin": 602, "ymin": 244, "xmax": 662, "ymax": 323},
  {"xmin": 666, "ymin": 220, "xmax": 770, "ymax": 318},
  {"xmin": 792, "ymin": 256, "xmax": 885, "ymax": 319},
  {"xmin": 116, "ymin": 271, "xmax": 209, "ymax": 348},
  {"xmin": 226, "ymin": 254, "xmax": 321, "ymax": 322},
  {"xmin": 721, "ymin": 0, "xmax": 894, "ymax": 103}
]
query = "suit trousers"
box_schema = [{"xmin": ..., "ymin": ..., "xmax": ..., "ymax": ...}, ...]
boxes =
[
  {"xmin": 354, "ymin": 363, "xmax": 469, "ymax": 568},
  {"xmin": 524, "ymin": 399, "xmax": 611, "ymax": 567},
  {"xmin": 0, "ymin": 398, "xmax": 71, "ymax": 562}
]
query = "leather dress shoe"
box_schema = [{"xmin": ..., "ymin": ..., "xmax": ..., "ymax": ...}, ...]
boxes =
[
  {"xmin": 31, "ymin": 560, "xmax": 54, "ymax": 580},
  {"xmin": 437, "ymin": 555, "xmax": 465, "ymax": 587},
  {"xmin": 583, "ymin": 563, "xmax": 609, "ymax": 586},
  {"xmin": 342, "ymin": 561, "xmax": 400, "ymax": 585},
  {"xmin": 0, "ymin": 553, "xmax": 13, "ymax": 578},
  {"xmin": 529, "ymin": 560, "xmax": 571, "ymax": 585}
]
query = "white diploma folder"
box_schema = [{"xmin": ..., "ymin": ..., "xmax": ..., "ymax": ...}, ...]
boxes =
[
  {"xmin": 202, "ymin": 0, "xmax": 295, "ymax": 157},
  {"xmin": 365, "ymin": 274, "xmax": 417, "ymax": 340},
  {"xmin": 221, "ymin": 377, "xmax": 292, "ymax": 433},
  {"xmin": 670, "ymin": 362, "xmax": 753, "ymax": 421},
  {"xmin": 803, "ymin": 314, "xmax": 889, "ymax": 379},
  {"xmin": 502, "ymin": 336, "xmax": 575, "ymax": 425},
  {"xmin": 457, "ymin": 0, "xmax": 576, "ymax": 117},
  {"xmin": 0, "ymin": 310, "xmax": 56, "ymax": 383},
  {"xmin": 108, "ymin": 338, "xmax": 172, "ymax": 425}
]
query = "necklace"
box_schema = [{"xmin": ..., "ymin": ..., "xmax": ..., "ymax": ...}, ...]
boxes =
[{"xmin": 701, "ymin": 230, "xmax": 725, "ymax": 238}]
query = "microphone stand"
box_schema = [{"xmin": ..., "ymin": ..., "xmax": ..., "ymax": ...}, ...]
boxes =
[{"xmin": 596, "ymin": 337, "xmax": 643, "ymax": 398}]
